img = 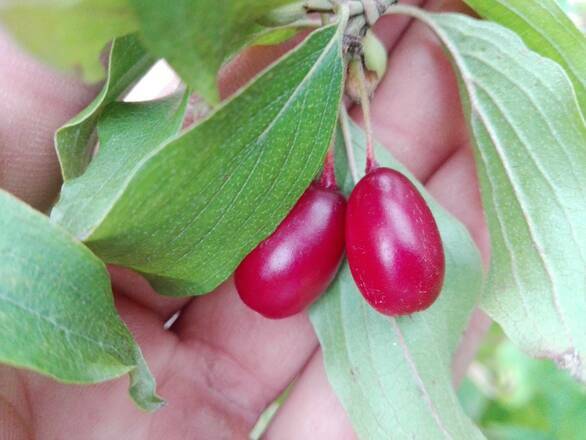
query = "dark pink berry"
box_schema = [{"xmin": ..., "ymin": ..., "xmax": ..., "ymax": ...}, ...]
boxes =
[
  {"xmin": 346, "ymin": 167, "xmax": 445, "ymax": 316},
  {"xmin": 235, "ymin": 182, "xmax": 346, "ymax": 319}
]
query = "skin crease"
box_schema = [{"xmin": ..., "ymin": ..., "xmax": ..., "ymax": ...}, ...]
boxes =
[
  {"xmin": 346, "ymin": 167, "xmax": 445, "ymax": 315},
  {"xmin": 235, "ymin": 182, "xmax": 346, "ymax": 319},
  {"xmin": 0, "ymin": 0, "xmax": 493, "ymax": 438}
]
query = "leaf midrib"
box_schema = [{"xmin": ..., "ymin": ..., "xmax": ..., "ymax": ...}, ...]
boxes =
[
  {"xmin": 390, "ymin": 317, "xmax": 454, "ymax": 439},
  {"xmin": 0, "ymin": 278, "xmax": 130, "ymax": 370}
]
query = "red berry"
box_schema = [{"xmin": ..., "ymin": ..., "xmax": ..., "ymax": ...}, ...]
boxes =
[
  {"xmin": 235, "ymin": 182, "xmax": 346, "ymax": 319},
  {"xmin": 346, "ymin": 167, "xmax": 445, "ymax": 316}
]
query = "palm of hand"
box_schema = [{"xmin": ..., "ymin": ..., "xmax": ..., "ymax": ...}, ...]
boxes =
[{"xmin": 0, "ymin": 1, "xmax": 490, "ymax": 438}]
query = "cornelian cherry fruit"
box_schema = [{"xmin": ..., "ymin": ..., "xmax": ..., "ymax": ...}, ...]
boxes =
[
  {"xmin": 346, "ymin": 167, "xmax": 445, "ymax": 316},
  {"xmin": 235, "ymin": 181, "xmax": 346, "ymax": 319}
]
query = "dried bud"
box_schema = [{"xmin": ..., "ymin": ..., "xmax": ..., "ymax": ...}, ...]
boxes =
[
  {"xmin": 344, "ymin": 31, "xmax": 387, "ymax": 102},
  {"xmin": 344, "ymin": 61, "xmax": 379, "ymax": 103}
]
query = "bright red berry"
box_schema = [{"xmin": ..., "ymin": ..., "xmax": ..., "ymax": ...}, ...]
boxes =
[
  {"xmin": 235, "ymin": 182, "xmax": 346, "ymax": 319},
  {"xmin": 346, "ymin": 167, "xmax": 445, "ymax": 316}
]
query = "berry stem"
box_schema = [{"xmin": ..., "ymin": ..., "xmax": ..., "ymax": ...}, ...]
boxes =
[
  {"xmin": 339, "ymin": 106, "xmax": 359, "ymax": 184},
  {"xmin": 320, "ymin": 134, "xmax": 338, "ymax": 189},
  {"xmin": 353, "ymin": 59, "xmax": 377, "ymax": 172}
]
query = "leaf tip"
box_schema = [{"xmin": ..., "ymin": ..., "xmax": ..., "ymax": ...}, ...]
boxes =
[{"xmin": 128, "ymin": 350, "xmax": 165, "ymax": 412}]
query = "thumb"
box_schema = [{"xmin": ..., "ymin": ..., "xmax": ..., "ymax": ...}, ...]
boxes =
[{"xmin": 0, "ymin": 27, "xmax": 98, "ymax": 211}]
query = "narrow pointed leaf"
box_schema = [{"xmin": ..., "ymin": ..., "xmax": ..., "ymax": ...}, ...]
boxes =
[
  {"xmin": 0, "ymin": 190, "xmax": 161, "ymax": 411},
  {"xmin": 131, "ymin": 0, "xmax": 296, "ymax": 104},
  {"xmin": 464, "ymin": 0, "xmax": 586, "ymax": 116},
  {"xmin": 310, "ymin": 121, "xmax": 484, "ymax": 439},
  {"xmin": 55, "ymin": 33, "xmax": 156, "ymax": 180},
  {"xmin": 53, "ymin": 25, "xmax": 344, "ymax": 297},
  {"xmin": 391, "ymin": 6, "xmax": 586, "ymax": 381},
  {"xmin": 0, "ymin": 0, "xmax": 138, "ymax": 83}
]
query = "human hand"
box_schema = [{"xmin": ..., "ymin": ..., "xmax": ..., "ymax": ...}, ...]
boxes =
[{"xmin": 0, "ymin": 1, "xmax": 490, "ymax": 438}]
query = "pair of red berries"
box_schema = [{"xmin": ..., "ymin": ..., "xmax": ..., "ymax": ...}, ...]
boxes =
[{"xmin": 235, "ymin": 165, "xmax": 445, "ymax": 319}]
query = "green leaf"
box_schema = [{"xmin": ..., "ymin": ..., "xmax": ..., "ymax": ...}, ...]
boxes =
[
  {"xmin": 390, "ymin": 6, "xmax": 586, "ymax": 381},
  {"xmin": 0, "ymin": 0, "xmax": 138, "ymax": 83},
  {"xmin": 464, "ymin": 0, "xmax": 586, "ymax": 116},
  {"xmin": 130, "ymin": 0, "xmax": 296, "ymax": 104},
  {"xmin": 310, "ymin": 120, "xmax": 484, "ymax": 439},
  {"xmin": 55, "ymin": 33, "xmax": 156, "ymax": 180},
  {"xmin": 0, "ymin": 190, "xmax": 161, "ymax": 411},
  {"xmin": 53, "ymin": 25, "xmax": 344, "ymax": 296},
  {"xmin": 52, "ymin": 90, "xmax": 190, "ymax": 232}
]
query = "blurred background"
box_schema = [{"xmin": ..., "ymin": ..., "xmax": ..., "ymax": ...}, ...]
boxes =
[{"xmin": 458, "ymin": 325, "xmax": 586, "ymax": 439}]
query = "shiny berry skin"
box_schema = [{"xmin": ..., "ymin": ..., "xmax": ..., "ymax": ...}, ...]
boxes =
[
  {"xmin": 346, "ymin": 167, "xmax": 445, "ymax": 316},
  {"xmin": 235, "ymin": 182, "xmax": 346, "ymax": 319}
]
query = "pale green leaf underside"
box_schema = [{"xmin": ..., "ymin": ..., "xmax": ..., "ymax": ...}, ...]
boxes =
[
  {"xmin": 392, "ymin": 7, "xmax": 586, "ymax": 381},
  {"xmin": 131, "ymin": 0, "xmax": 295, "ymax": 104},
  {"xmin": 52, "ymin": 91, "xmax": 190, "ymax": 234},
  {"xmin": 54, "ymin": 25, "xmax": 344, "ymax": 297},
  {"xmin": 55, "ymin": 33, "xmax": 156, "ymax": 180},
  {"xmin": 311, "ymin": 121, "xmax": 484, "ymax": 439},
  {"xmin": 464, "ymin": 0, "xmax": 586, "ymax": 116},
  {"xmin": 0, "ymin": 190, "xmax": 161, "ymax": 411},
  {"xmin": 0, "ymin": 0, "xmax": 137, "ymax": 83}
]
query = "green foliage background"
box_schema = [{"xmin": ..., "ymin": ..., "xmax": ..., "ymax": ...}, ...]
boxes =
[{"xmin": 459, "ymin": 325, "xmax": 586, "ymax": 440}]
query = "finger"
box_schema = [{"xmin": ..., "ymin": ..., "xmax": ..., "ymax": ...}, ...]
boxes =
[
  {"xmin": 172, "ymin": 278, "xmax": 317, "ymax": 415},
  {"xmin": 426, "ymin": 146, "xmax": 490, "ymax": 263},
  {"xmin": 0, "ymin": 28, "xmax": 98, "ymax": 211},
  {"xmin": 0, "ymin": 365, "xmax": 32, "ymax": 440},
  {"xmin": 219, "ymin": 34, "xmax": 306, "ymax": 99},
  {"xmin": 264, "ymin": 351, "xmax": 356, "ymax": 439}
]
